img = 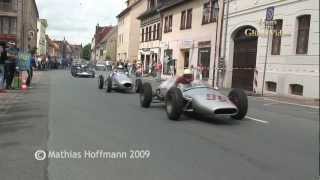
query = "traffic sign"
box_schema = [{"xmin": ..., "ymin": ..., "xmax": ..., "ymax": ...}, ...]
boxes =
[{"xmin": 266, "ymin": 7, "xmax": 274, "ymax": 21}]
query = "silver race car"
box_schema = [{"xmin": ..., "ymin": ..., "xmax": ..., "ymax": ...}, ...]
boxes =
[
  {"xmin": 138, "ymin": 78, "xmax": 248, "ymax": 121},
  {"xmin": 98, "ymin": 68, "xmax": 136, "ymax": 93}
]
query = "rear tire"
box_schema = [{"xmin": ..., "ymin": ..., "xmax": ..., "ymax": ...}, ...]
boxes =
[
  {"xmin": 140, "ymin": 83, "xmax": 153, "ymax": 108},
  {"xmin": 106, "ymin": 78, "xmax": 112, "ymax": 92},
  {"xmin": 135, "ymin": 79, "xmax": 143, "ymax": 93},
  {"xmin": 165, "ymin": 87, "xmax": 184, "ymax": 121},
  {"xmin": 228, "ymin": 89, "xmax": 248, "ymax": 120},
  {"xmin": 98, "ymin": 75, "xmax": 104, "ymax": 89}
]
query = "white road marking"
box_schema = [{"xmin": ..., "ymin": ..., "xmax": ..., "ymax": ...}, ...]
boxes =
[
  {"xmin": 246, "ymin": 116, "xmax": 269, "ymax": 124},
  {"xmin": 263, "ymin": 98, "xmax": 319, "ymax": 109},
  {"xmin": 263, "ymin": 102, "xmax": 278, "ymax": 106}
]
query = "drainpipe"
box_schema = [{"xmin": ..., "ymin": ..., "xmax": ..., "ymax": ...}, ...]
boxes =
[
  {"xmin": 213, "ymin": 0, "xmax": 225, "ymax": 88},
  {"xmin": 218, "ymin": 0, "xmax": 230, "ymax": 88}
]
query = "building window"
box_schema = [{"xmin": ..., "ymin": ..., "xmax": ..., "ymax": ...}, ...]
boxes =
[
  {"xmin": 180, "ymin": 10, "xmax": 186, "ymax": 29},
  {"xmin": 0, "ymin": 16, "xmax": 16, "ymax": 35},
  {"xmin": 202, "ymin": 0, "xmax": 219, "ymax": 24},
  {"xmin": 146, "ymin": 27, "xmax": 149, "ymax": 41},
  {"xmin": 266, "ymin": 81, "xmax": 277, "ymax": 92},
  {"xmin": 149, "ymin": 26, "xmax": 152, "ymax": 41},
  {"xmin": 156, "ymin": 23, "xmax": 160, "ymax": 40},
  {"xmin": 153, "ymin": 24, "xmax": 156, "ymax": 40},
  {"xmin": 164, "ymin": 15, "xmax": 172, "ymax": 33},
  {"xmin": 186, "ymin": 9, "xmax": 192, "ymax": 29},
  {"xmin": 290, "ymin": 84, "xmax": 303, "ymax": 96},
  {"xmin": 141, "ymin": 28, "xmax": 145, "ymax": 42},
  {"xmin": 296, "ymin": 15, "xmax": 311, "ymax": 54},
  {"xmin": 271, "ymin": 19, "xmax": 283, "ymax": 55}
]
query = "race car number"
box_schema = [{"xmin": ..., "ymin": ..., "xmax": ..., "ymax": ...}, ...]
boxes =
[{"xmin": 207, "ymin": 94, "xmax": 228, "ymax": 102}]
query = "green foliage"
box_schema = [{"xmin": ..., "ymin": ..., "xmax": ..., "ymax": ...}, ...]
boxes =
[{"xmin": 81, "ymin": 44, "xmax": 91, "ymax": 61}]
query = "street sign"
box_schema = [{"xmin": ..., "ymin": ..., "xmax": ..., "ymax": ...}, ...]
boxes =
[{"xmin": 266, "ymin": 7, "xmax": 274, "ymax": 21}]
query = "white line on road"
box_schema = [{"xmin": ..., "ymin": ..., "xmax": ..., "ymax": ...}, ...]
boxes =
[
  {"xmin": 246, "ymin": 116, "xmax": 269, "ymax": 124},
  {"xmin": 263, "ymin": 102, "xmax": 279, "ymax": 106},
  {"xmin": 263, "ymin": 98, "xmax": 319, "ymax": 109}
]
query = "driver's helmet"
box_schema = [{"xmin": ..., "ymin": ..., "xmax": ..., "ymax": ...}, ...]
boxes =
[
  {"xmin": 183, "ymin": 69, "xmax": 193, "ymax": 79},
  {"xmin": 117, "ymin": 65, "xmax": 124, "ymax": 69}
]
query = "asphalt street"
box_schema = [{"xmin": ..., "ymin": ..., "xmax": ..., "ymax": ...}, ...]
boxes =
[{"xmin": 0, "ymin": 70, "xmax": 318, "ymax": 180}]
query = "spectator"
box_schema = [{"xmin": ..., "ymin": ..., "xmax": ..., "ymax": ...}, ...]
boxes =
[
  {"xmin": 26, "ymin": 53, "xmax": 36, "ymax": 87},
  {"xmin": 5, "ymin": 42, "xmax": 18, "ymax": 89},
  {"xmin": 0, "ymin": 44, "xmax": 6, "ymax": 92}
]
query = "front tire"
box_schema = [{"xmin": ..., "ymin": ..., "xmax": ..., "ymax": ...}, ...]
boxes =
[
  {"xmin": 140, "ymin": 83, "xmax": 153, "ymax": 108},
  {"xmin": 98, "ymin": 75, "xmax": 104, "ymax": 89},
  {"xmin": 106, "ymin": 78, "xmax": 112, "ymax": 92},
  {"xmin": 135, "ymin": 79, "xmax": 143, "ymax": 93},
  {"xmin": 228, "ymin": 89, "xmax": 248, "ymax": 120},
  {"xmin": 165, "ymin": 87, "xmax": 184, "ymax": 121}
]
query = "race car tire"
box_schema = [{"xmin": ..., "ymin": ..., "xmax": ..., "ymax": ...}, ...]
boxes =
[
  {"xmin": 165, "ymin": 87, "xmax": 184, "ymax": 121},
  {"xmin": 107, "ymin": 78, "xmax": 112, "ymax": 92},
  {"xmin": 228, "ymin": 89, "xmax": 248, "ymax": 120},
  {"xmin": 135, "ymin": 79, "xmax": 143, "ymax": 93},
  {"xmin": 140, "ymin": 83, "xmax": 153, "ymax": 108},
  {"xmin": 98, "ymin": 75, "xmax": 104, "ymax": 89}
]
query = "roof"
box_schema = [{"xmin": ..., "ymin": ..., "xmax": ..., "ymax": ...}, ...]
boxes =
[
  {"xmin": 137, "ymin": 7, "xmax": 159, "ymax": 20},
  {"xmin": 100, "ymin": 26, "xmax": 118, "ymax": 44},
  {"xmin": 95, "ymin": 26, "xmax": 113, "ymax": 46},
  {"xmin": 117, "ymin": 0, "xmax": 143, "ymax": 18},
  {"xmin": 159, "ymin": 0, "xmax": 192, "ymax": 12}
]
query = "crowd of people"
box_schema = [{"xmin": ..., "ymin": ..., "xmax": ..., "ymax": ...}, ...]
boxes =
[
  {"xmin": 0, "ymin": 42, "xmax": 73, "ymax": 92},
  {"xmin": 0, "ymin": 42, "xmax": 37, "ymax": 91}
]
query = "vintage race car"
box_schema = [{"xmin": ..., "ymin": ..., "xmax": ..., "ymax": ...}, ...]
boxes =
[
  {"xmin": 138, "ymin": 78, "xmax": 248, "ymax": 121},
  {"xmin": 72, "ymin": 64, "xmax": 95, "ymax": 78},
  {"xmin": 98, "ymin": 70, "xmax": 137, "ymax": 93}
]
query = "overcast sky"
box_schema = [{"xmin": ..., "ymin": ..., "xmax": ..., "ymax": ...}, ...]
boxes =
[{"xmin": 35, "ymin": 0, "xmax": 126, "ymax": 45}]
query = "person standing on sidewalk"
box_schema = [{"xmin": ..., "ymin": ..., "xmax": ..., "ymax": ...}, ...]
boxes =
[
  {"xmin": 5, "ymin": 42, "xmax": 18, "ymax": 89},
  {"xmin": 26, "ymin": 52, "xmax": 36, "ymax": 87},
  {"xmin": 0, "ymin": 44, "xmax": 6, "ymax": 92}
]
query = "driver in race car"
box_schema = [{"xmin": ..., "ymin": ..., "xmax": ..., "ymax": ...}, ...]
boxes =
[{"xmin": 175, "ymin": 69, "xmax": 194, "ymax": 86}]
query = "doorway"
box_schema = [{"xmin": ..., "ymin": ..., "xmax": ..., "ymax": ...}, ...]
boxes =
[{"xmin": 232, "ymin": 26, "xmax": 258, "ymax": 91}]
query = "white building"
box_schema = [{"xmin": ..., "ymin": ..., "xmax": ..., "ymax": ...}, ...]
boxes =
[
  {"xmin": 117, "ymin": 0, "xmax": 148, "ymax": 63},
  {"xmin": 138, "ymin": 0, "xmax": 162, "ymax": 73},
  {"xmin": 159, "ymin": 0, "xmax": 223, "ymax": 81},
  {"xmin": 220, "ymin": 0, "xmax": 319, "ymax": 99},
  {"xmin": 36, "ymin": 19, "xmax": 48, "ymax": 56}
]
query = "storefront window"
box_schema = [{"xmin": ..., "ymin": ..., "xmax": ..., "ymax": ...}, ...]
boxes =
[
  {"xmin": 163, "ymin": 49, "xmax": 173, "ymax": 75},
  {"xmin": 198, "ymin": 48, "xmax": 211, "ymax": 80}
]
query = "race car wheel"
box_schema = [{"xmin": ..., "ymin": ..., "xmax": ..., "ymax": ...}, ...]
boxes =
[
  {"xmin": 98, "ymin": 75, "xmax": 104, "ymax": 89},
  {"xmin": 165, "ymin": 87, "xmax": 183, "ymax": 121},
  {"xmin": 228, "ymin": 89, "xmax": 248, "ymax": 120},
  {"xmin": 135, "ymin": 79, "xmax": 143, "ymax": 93},
  {"xmin": 140, "ymin": 83, "xmax": 153, "ymax": 108},
  {"xmin": 106, "ymin": 78, "xmax": 112, "ymax": 92}
]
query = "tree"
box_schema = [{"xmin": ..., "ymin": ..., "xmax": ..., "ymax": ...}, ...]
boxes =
[{"xmin": 81, "ymin": 43, "xmax": 91, "ymax": 61}]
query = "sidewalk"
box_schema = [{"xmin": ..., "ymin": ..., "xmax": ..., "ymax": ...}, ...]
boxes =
[
  {"xmin": 0, "ymin": 71, "xmax": 42, "ymax": 116},
  {"xmin": 143, "ymin": 77, "xmax": 319, "ymax": 108}
]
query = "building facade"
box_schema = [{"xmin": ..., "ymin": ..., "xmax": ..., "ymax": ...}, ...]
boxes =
[
  {"xmin": 117, "ymin": 0, "xmax": 148, "ymax": 63},
  {"xmin": 0, "ymin": 0, "xmax": 38, "ymax": 51},
  {"xmin": 36, "ymin": 19, "xmax": 47, "ymax": 56},
  {"xmin": 219, "ymin": 0, "xmax": 319, "ymax": 99},
  {"xmin": 70, "ymin": 44, "xmax": 82, "ymax": 59},
  {"xmin": 90, "ymin": 25, "xmax": 113, "ymax": 63},
  {"xmin": 138, "ymin": 0, "xmax": 163, "ymax": 73},
  {"xmin": 159, "ymin": 0, "xmax": 223, "ymax": 82},
  {"xmin": 100, "ymin": 26, "xmax": 118, "ymax": 62}
]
